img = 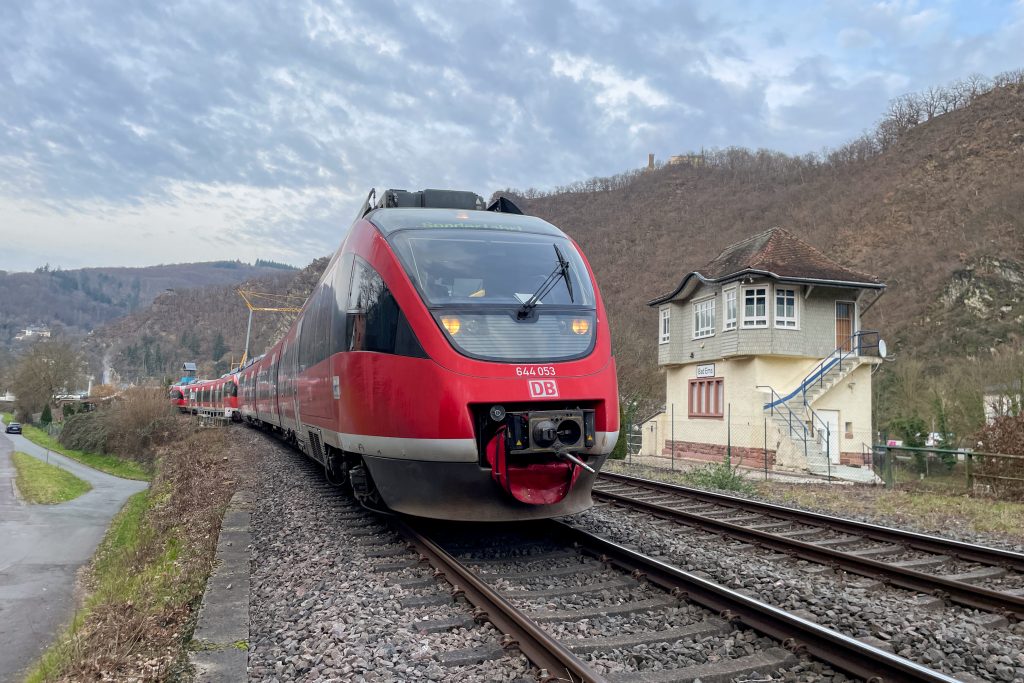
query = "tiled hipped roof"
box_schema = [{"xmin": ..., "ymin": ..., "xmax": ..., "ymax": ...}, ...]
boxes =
[
  {"xmin": 702, "ymin": 227, "xmax": 881, "ymax": 284},
  {"xmin": 649, "ymin": 227, "xmax": 884, "ymax": 306}
]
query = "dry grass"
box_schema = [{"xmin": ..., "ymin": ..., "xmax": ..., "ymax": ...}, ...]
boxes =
[
  {"xmin": 756, "ymin": 483, "xmax": 1024, "ymax": 540},
  {"xmin": 25, "ymin": 425, "xmax": 250, "ymax": 682}
]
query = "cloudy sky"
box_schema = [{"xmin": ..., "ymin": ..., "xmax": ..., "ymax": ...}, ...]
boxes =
[{"xmin": 1, "ymin": 0, "xmax": 1022, "ymax": 272}]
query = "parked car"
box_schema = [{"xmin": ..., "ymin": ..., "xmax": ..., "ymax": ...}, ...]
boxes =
[{"xmin": 5, "ymin": 422, "xmax": 22, "ymax": 434}]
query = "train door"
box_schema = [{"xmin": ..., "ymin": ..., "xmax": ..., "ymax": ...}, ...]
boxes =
[{"xmin": 292, "ymin": 318, "xmax": 303, "ymax": 435}]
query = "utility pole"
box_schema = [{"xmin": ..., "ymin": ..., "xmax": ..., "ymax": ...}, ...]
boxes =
[{"xmin": 235, "ymin": 289, "xmax": 304, "ymax": 368}]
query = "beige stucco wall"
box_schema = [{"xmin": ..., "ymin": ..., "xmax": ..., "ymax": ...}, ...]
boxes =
[
  {"xmin": 654, "ymin": 354, "xmax": 876, "ymax": 468},
  {"xmin": 660, "ymin": 356, "xmax": 813, "ymax": 448},
  {"xmin": 810, "ymin": 362, "xmax": 876, "ymax": 455}
]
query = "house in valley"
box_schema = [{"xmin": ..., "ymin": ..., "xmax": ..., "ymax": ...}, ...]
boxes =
[{"xmin": 639, "ymin": 227, "xmax": 887, "ymax": 481}]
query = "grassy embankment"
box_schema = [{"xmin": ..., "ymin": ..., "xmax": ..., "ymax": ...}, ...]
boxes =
[
  {"xmin": 11, "ymin": 451, "xmax": 92, "ymax": 503},
  {"xmin": 24, "ymin": 425, "xmax": 245, "ymax": 682},
  {"xmin": 761, "ymin": 485, "xmax": 1024, "ymax": 539},
  {"xmin": 603, "ymin": 459, "xmax": 1024, "ymax": 541},
  {"xmin": 15, "ymin": 420, "xmax": 150, "ymax": 481}
]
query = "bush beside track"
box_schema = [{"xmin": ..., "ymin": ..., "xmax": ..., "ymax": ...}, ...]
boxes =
[{"xmin": 23, "ymin": 420, "xmax": 250, "ymax": 682}]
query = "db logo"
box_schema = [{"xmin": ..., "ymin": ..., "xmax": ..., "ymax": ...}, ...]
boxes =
[{"xmin": 528, "ymin": 379, "xmax": 559, "ymax": 398}]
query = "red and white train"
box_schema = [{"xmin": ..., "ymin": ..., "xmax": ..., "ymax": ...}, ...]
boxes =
[
  {"xmin": 184, "ymin": 375, "xmax": 240, "ymax": 420},
  {"xmin": 203, "ymin": 189, "xmax": 618, "ymax": 521}
]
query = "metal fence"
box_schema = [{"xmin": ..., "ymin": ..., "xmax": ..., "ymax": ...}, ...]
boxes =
[{"xmin": 872, "ymin": 445, "xmax": 1024, "ymax": 500}]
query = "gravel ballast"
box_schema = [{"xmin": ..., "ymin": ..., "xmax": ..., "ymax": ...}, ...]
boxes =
[
  {"xmin": 569, "ymin": 502, "xmax": 1024, "ymax": 682},
  {"xmin": 247, "ymin": 442, "xmax": 535, "ymax": 682}
]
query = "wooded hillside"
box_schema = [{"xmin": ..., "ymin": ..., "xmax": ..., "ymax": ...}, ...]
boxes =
[
  {"xmin": 0, "ymin": 260, "xmax": 295, "ymax": 349},
  {"xmin": 503, "ymin": 74, "xmax": 1024, "ymax": 412}
]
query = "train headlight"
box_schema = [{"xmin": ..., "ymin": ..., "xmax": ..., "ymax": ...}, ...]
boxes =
[
  {"xmin": 441, "ymin": 316, "xmax": 462, "ymax": 335},
  {"xmin": 571, "ymin": 318, "xmax": 590, "ymax": 335}
]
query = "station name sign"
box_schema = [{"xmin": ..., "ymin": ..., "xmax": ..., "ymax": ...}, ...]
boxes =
[{"xmin": 696, "ymin": 363, "xmax": 715, "ymax": 378}]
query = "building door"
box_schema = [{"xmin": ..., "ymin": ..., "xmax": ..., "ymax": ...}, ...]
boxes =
[
  {"xmin": 818, "ymin": 409, "xmax": 841, "ymax": 464},
  {"xmin": 836, "ymin": 301, "xmax": 855, "ymax": 352}
]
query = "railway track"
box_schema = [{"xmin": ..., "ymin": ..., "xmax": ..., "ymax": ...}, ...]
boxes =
[
  {"xmin": 396, "ymin": 517, "xmax": 962, "ymax": 683},
  {"xmin": 594, "ymin": 471, "xmax": 1024, "ymax": 621}
]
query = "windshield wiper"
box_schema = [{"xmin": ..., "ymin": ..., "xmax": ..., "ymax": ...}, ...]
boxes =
[{"xmin": 517, "ymin": 244, "xmax": 575, "ymax": 319}]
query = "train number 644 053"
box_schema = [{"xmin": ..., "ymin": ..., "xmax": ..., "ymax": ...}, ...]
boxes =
[{"xmin": 515, "ymin": 365, "xmax": 556, "ymax": 377}]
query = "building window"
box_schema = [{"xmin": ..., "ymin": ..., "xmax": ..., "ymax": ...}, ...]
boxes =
[
  {"xmin": 693, "ymin": 298, "xmax": 715, "ymax": 338},
  {"xmin": 742, "ymin": 287, "xmax": 768, "ymax": 327},
  {"xmin": 660, "ymin": 308, "xmax": 670, "ymax": 344},
  {"xmin": 689, "ymin": 378, "xmax": 724, "ymax": 418},
  {"xmin": 775, "ymin": 287, "xmax": 798, "ymax": 328},
  {"xmin": 724, "ymin": 288, "xmax": 737, "ymax": 330}
]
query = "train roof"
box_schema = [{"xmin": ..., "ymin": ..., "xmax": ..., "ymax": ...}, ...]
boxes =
[
  {"xmin": 367, "ymin": 208, "xmax": 564, "ymax": 238},
  {"xmin": 356, "ymin": 188, "xmax": 561, "ymax": 238}
]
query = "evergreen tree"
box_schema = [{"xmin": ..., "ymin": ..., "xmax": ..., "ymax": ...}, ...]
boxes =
[
  {"xmin": 40, "ymin": 403, "xmax": 53, "ymax": 425},
  {"xmin": 211, "ymin": 333, "xmax": 228, "ymax": 361}
]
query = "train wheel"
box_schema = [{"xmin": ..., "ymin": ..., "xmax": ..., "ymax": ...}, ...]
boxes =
[
  {"xmin": 350, "ymin": 462, "xmax": 385, "ymax": 511},
  {"xmin": 324, "ymin": 448, "xmax": 348, "ymax": 487}
]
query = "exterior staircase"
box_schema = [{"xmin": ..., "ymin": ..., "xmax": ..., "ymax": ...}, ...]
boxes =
[{"xmin": 762, "ymin": 332, "xmax": 882, "ymax": 483}]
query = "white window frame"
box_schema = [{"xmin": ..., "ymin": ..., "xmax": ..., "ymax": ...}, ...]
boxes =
[
  {"xmin": 774, "ymin": 286, "xmax": 799, "ymax": 329},
  {"xmin": 741, "ymin": 286, "xmax": 768, "ymax": 328},
  {"xmin": 692, "ymin": 297, "xmax": 716, "ymax": 339},
  {"xmin": 659, "ymin": 307, "xmax": 670, "ymax": 344},
  {"xmin": 723, "ymin": 287, "xmax": 737, "ymax": 331}
]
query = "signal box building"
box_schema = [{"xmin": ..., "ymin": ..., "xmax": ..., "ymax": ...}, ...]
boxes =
[{"xmin": 640, "ymin": 228, "xmax": 886, "ymax": 481}]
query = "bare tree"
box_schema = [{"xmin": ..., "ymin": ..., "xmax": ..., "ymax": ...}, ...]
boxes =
[{"xmin": 11, "ymin": 339, "xmax": 84, "ymax": 419}]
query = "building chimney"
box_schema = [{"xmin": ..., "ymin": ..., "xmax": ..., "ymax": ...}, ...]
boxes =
[{"xmin": 648, "ymin": 153, "xmax": 655, "ymax": 169}]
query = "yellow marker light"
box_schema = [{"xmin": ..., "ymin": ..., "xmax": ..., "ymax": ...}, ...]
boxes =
[
  {"xmin": 441, "ymin": 316, "xmax": 462, "ymax": 335},
  {"xmin": 571, "ymin": 318, "xmax": 590, "ymax": 335}
]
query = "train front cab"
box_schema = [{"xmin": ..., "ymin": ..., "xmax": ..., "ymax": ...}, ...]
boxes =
[{"xmin": 302, "ymin": 201, "xmax": 619, "ymax": 522}]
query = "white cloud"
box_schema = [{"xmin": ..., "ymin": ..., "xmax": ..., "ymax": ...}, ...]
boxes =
[{"xmin": 551, "ymin": 52, "xmax": 672, "ymax": 118}]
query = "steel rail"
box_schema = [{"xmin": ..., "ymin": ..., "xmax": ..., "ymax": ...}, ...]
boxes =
[
  {"xmin": 599, "ymin": 471, "xmax": 1024, "ymax": 572},
  {"xmin": 392, "ymin": 518, "xmax": 608, "ymax": 683},
  {"xmin": 593, "ymin": 481, "xmax": 1024, "ymax": 620},
  {"xmin": 552, "ymin": 521, "xmax": 961, "ymax": 683}
]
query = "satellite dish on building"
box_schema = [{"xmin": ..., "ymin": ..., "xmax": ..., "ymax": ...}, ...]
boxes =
[{"xmin": 878, "ymin": 339, "xmax": 888, "ymax": 358}]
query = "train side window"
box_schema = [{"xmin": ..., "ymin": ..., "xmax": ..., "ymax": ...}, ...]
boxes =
[
  {"xmin": 344, "ymin": 257, "xmax": 425, "ymax": 357},
  {"xmin": 347, "ymin": 260, "xmax": 389, "ymax": 352},
  {"xmin": 331, "ymin": 254, "xmax": 354, "ymax": 356}
]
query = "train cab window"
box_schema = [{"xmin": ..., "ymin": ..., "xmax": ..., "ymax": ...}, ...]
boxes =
[{"xmin": 228, "ymin": 380, "xmax": 238, "ymax": 398}]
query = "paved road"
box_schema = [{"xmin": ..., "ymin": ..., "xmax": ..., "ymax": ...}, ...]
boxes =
[{"xmin": 0, "ymin": 425, "xmax": 148, "ymax": 682}]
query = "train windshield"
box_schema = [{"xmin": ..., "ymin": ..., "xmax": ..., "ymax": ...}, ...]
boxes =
[
  {"xmin": 389, "ymin": 229, "xmax": 597, "ymax": 362},
  {"xmin": 389, "ymin": 230, "xmax": 595, "ymax": 308}
]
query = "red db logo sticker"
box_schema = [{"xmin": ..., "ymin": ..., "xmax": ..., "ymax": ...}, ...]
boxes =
[{"xmin": 528, "ymin": 379, "xmax": 559, "ymax": 398}]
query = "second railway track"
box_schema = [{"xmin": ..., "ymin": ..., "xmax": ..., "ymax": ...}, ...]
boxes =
[{"xmin": 593, "ymin": 471, "xmax": 1024, "ymax": 621}]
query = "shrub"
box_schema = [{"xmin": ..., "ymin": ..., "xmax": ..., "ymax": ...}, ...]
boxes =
[
  {"xmin": 975, "ymin": 413, "xmax": 1024, "ymax": 500},
  {"xmin": 60, "ymin": 412, "xmax": 110, "ymax": 454},
  {"xmin": 59, "ymin": 388, "xmax": 178, "ymax": 463},
  {"xmin": 682, "ymin": 461, "xmax": 755, "ymax": 494},
  {"xmin": 40, "ymin": 404, "xmax": 53, "ymax": 425}
]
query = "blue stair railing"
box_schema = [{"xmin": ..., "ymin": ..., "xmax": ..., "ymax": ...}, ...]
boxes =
[{"xmin": 764, "ymin": 330, "xmax": 880, "ymax": 410}]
